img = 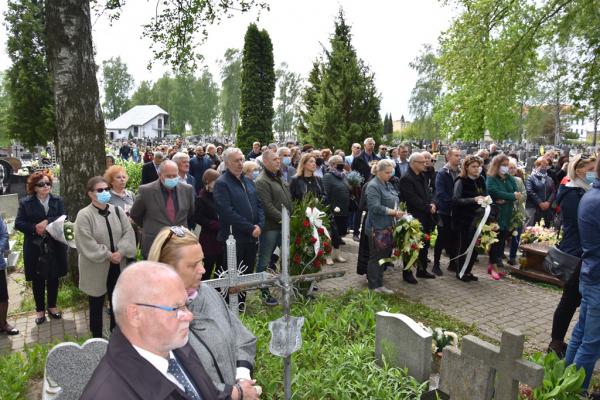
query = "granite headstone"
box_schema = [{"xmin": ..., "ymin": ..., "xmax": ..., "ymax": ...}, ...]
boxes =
[
  {"xmin": 375, "ymin": 312, "xmax": 432, "ymax": 382},
  {"xmin": 439, "ymin": 345, "xmax": 494, "ymax": 400},
  {"xmin": 43, "ymin": 339, "xmax": 108, "ymax": 400}
]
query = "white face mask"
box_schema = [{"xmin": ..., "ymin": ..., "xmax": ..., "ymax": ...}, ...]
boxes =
[{"xmin": 499, "ymin": 166, "xmax": 509, "ymax": 175}]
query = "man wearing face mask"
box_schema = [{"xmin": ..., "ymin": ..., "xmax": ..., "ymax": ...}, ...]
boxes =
[
  {"xmin": 277, "ymin": 147, "xmax": 296, "ymax": 184},
  {"xmin": 130, "ymin": 160, "xmax": 195, "ymax": 259},
  {"xmin": 525, "ymin": 157, "xmax": 556, "ymax": 227}
]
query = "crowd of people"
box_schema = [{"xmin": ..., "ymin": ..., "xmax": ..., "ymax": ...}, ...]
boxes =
[{"xmin": 3, "ymin": 135, "xmax": 600, "ymax": 397}]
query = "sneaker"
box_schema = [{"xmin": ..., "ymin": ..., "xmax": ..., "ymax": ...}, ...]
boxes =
[
  {"xmin": 353, "ymin": 235, "xmax": 360, "ymax": 242},
  {"xmin": 432, "ymin": 264, "xmax": 443, "ymax": 276},
  {"xmin": 263, "ymin": 295, "xmax": 279, "ymax": 306},
  {"xmin": 416, "ymin": 269, "xmax": 436, "ymax": 279},
  {"xmin": 373, "ymin": 286, "xmax": 394, "ymax": 294}
]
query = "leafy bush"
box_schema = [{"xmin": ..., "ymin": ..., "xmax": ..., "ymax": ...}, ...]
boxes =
[
  {"xmin": 0, "ymin": 344, "xmax": 49, "ymax": 400},
  {"xmin": 527, "ymin": 351, "xmax": 585, "ymax": 399}
]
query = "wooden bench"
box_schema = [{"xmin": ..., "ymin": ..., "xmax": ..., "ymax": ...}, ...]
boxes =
[{"xmin": 506, "ymin": 242, "xmax": 563, "ymax": 287}]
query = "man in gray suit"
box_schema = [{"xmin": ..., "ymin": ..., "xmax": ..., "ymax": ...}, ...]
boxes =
[{"xmin": 130, "ymin": 160, "xmax": 195, "ymax": 258}]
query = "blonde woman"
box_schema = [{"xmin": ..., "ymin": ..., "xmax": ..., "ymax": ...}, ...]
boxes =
[
  {"xmin": 289, "ymin": 153, "xmax": 324, "ymax": 201},
  {"xmin": 147, "ymin": 227, "xmax": 259, "ymax": 400},
  {"xmin": 243, "ymin": 160, "xmax": 260, "ymax": 181}
]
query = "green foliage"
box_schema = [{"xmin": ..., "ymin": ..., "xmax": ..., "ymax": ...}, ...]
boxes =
[
  {"xmin": 408, "ymin": 44, "xmax": 442, "ymax": 140},
  {"xmin": 529, "ymin": 351, "xmax": 585, "ymax": 399},
  {"xmin": 0, "ymin": 344, "xmax": 50, "ymax": 400},
  {"xmin": 115, "ymin": 158, "xmax": 142, "ymax": 192},
  {"xmin": 219, "ymin": 48, "xmax": 242, "ymax": 139},
  {"xmin": 274, "ymin": 63, "xmax": 303, "ymax": 141},
  {"xmin": 101, "ymin": 57, "xmax": 134, "ymax": 121},
  {"xmin": 301, "ymin": 9, "xmax": 382, "ymax": 150},
  {"xmin": 296, "ymin": 59, "xmax": 322, "ymax": 143},
  {"xmin": 238, "ymin": 24, "xmax": 276, "ymax": 153},
  {"xmin": 3, "ymin": 0, "xmax": 56, "ymax": 148},
  {"xmin": 0, "ymin": 71, "xmax": 10, "ymax": 147}
]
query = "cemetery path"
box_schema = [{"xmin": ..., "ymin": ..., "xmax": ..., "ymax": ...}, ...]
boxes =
[
  {"xmin": 320, "ymin": 236, "xmax": 574, "ymax": 354},
  {"xmin": 1, "ymin": 234, "xmax": 571, "ymax": 355}
]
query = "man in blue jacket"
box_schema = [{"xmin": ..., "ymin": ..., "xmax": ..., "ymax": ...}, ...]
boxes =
[
  {"xmin": 565, "ymin": 164, "xmax": 600, "ymax": 394},
  {"xmin": 433, "ymin": 147, "xmax": 461, "ymax": 275},
  {"xmin": 213, "ymin": 148, "xmax": 265, "ymax": 309},
  {"xmin": 189, "ymin": 146, "xmax": 212, "ymax": 194}
]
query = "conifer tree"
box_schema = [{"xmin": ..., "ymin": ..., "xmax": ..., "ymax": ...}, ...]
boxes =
[{"xmin": 238, "ymin": 23, "xmax": 275, "ymax": 153}]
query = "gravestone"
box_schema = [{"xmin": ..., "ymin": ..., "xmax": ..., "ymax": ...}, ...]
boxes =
[
  {"xmin": 375, "ymin": 311, "xmax": 432, "ymax": 382},
  {"xmin": 439, "ymin": 345, "xmax": 494, "ymax": 399},
  {"xmin": 43, "ymin": 338, "xmax": 108, "ymax": 400},
  {"xmin": 439, "ymin": 329, "xmax": 544, "ymax": 400},
  {"xmin": 0, "ymin": 194, "xmax": 19, "ymax": 222}
]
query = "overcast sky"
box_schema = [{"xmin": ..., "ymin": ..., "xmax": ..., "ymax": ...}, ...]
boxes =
[{"xmin": 0, "ymin": 0, "xmax": 456, "ymax": 120}]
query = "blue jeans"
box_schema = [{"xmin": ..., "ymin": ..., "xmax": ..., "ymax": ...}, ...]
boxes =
[
  {"xmin": 565, "ymin": 281, "xmax": 600, "ymax": 389},
  {"xmin": 509, "ymin": 227, "xmax": 523, "ymax": 260},
  {"xmin": 257, "ymin": 230, "xmax": 282, "ymax": 273}
]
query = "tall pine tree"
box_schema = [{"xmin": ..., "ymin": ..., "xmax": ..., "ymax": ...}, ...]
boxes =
[
  {"xmin": 303, "ymin": 9, "xmax": 382, "ymax": 150},
  {"xmin": 238, "ymin": 24, "xmax": 275, "ymax": 153},
  {"xmin": 297, "ymin": 59, "xmax": 321, "ymax": 143},
  {"xmin": 4, "ymin": 0, "xmax": 56, "ymax": 149}
]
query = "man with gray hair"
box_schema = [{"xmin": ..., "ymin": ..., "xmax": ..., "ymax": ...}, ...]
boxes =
[
  {"xmin": 172, "ymin": 152, "xmax": 196, "ymax": 188},
  {"xmin": 277, "ymin": 146, "xmax": 296, "ymax": 184},
  {"xmin": 351, "ymin": 137, "xmax": 380, "ymax": 182},
  {"xmin": 131, "ymin": 160, "xmax": 195, "ymax": 258},
  {"xmin": 81, "ymin": 262, "xmax": 224, "ymax": 399},
  {"xmin": 141, "ymin": 151, "xmax": 164, "ymax": 185},
  {"xmin": 214, "ymin": 148, "xmax": 265, "ymax": 310},
  {"xmin": 399, "ymin": 152, "xmax": 437, "ymax": 282}
]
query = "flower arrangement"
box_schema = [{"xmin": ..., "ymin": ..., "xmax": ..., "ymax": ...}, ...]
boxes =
[
  {"xmin": 289, "ymin": 193, "xmax": 331, "ymax": 277},
  {"xmin": 64, "ymin": 221, "xmax": 74, "ymax": 242},
  {"xmin": 520, "ymin": 221, "xmax": 560, "ymax": 246},
  {"xmin": 383, "ymin": 203, "xmax": 425, "ymax": 270},
  {"xmin": 45, "ymin": 215, "xmax": 76, "ymax": 248},
  {"xmin": 476, "ymin": 222, "xmax": 500, "ymax": 254},
  {"xmin": 345, "ymin": 170, "xmax": 364, "ymax": 188},
  {"xmin": 417, "ymin": 323, "xmax": 458, "ymax": 354}
]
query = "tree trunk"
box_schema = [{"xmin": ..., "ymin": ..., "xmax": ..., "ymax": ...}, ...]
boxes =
[
  {"xmin": 45, "ymin": 0, "xmax": 106, "ymax": 280},
  {"xmin": 554, "ymin": 89, "xmax": 561, "ymax": 145},
  {"xmin": 593, "ymin": 107, "xmax": 598, "ymax": 148}
]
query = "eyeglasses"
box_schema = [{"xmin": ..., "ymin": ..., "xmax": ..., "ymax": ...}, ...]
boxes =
[
  {"xmin": 160, "ymin": 226, "xmax": 186, "ymax": 252},
  {"xmin": 135, "ymin": 299, "xmax": 192, "ymax": 320},
  {"xmin": 35, "ymin": 181, "xmax": 52, "ymax": 188},
  {"xmin": 94, "ymin": 187, "xmax": 110, "ymax": 193}
]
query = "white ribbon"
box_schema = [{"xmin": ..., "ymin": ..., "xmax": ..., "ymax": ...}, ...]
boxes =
[
  {"xmin": 457, "ymin": 197, "xmax": 492, "ymax": 279},
  {"xmin": 305, "ymin": 207, "xmax": 331, "ymax": 256}
]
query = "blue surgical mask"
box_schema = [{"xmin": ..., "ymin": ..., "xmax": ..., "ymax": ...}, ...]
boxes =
[
  {"xmin": 251, "ymin": 170, "xmax": 259, "ymax": 180},
  {"xmin": 163, "ymin": 177, "xmax": 179, "ymax": 189},
  {"xmin": 586, "ymin": 172, "xmax": 596, "ymax": 184},
  {"xmin": 96, "ymin": 191, "xmax": 111, "ymax": 204},
  {"xmin": 282, "ymin": 157, "xmax": 291, "ymax": 166},
  {"xmin": 539, "ymin": 167, "xmax": 548, "ymax": 175},
  {"xmin": 499, "ymin": 166, "xmax": 509, "ymax": 175}
]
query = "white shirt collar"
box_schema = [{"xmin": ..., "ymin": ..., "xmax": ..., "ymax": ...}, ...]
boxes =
[{"xmin": 132, "ymin": 345, "xmax": 171, "ymax": 375}]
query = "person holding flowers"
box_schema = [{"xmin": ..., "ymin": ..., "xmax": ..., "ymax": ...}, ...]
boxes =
[
  {"xmin": 322, "ymin": 155, "xmax": 351, "ymax": 265},
  {"xmin": 525, "ymin": 157, "xmax": 556, "ymax": 227},
  {"xmin": 452, "ymin": 155, "xmax": 487, "ymax": 282},
  {"xmin": 508, "ymin": 158, "xmax": 527, "ymax": 266},
  {"xmin": 486, "ymin": 154, "xmax": 522, "ymax": 280},
  {"xmin": 548, "ymin": 154, "xmax": 596, "ymax": 358},
  {"xmin": 365, "ymin": 159, "xmax": 405, "ymax": 293}
]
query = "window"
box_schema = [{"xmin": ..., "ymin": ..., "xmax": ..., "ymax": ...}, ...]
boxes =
[
  {"xmin": 157, "ymin": 119, "xmax": 163, "ymax": 129},
  {"xmin": 134, "ymin": 126, "xmax": 139, "ymax": 134}
]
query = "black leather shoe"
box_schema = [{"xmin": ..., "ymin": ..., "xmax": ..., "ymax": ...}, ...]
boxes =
[
  {"xmin": 1, "ymin": 324, "xmax": 19, "ymax": 335},
  {"xmin": 457, "ymin": 275, "xmax": 471, "ymax": 282},
  {"xmin": 47, "ymin": 309, "xmax": 62, "ymax": 320},
  {"xmin": 416, "ymin": 269, "xmax": 436, "ymax": 279},
  {"xmin": 35, "ymin": 316, "xmax": 47, "ymax": 325},
  {"xmin": 432, "ymin": 265, "xmax": 443, "ymax": 276},
  {"xmin": 466, "ymin": 273, "xmax": 478, "ymax": 281},
  {"xmin": 402, "ymin": 270, "xmax": 418, "ymax": 284}
]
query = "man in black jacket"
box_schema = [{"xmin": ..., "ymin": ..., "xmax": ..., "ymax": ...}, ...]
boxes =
[
  {"xmin": 399, "ymin": 152, "xmax": 437, "ymax": 281},
  {"xmin": 141, "ymin": 151, "xmax": 164, "ymax": 185},
  {"xmin": 81, "ymin": 262, "xmax": 260, "ymax": 399},
  {"xmin": 351, "ymin": 137, "xmax": 380, "ymax": 182}
]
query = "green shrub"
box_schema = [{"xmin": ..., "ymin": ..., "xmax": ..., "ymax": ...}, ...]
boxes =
[
  {"xmin": 529, "ymin": 351, "xmax": 585, "ymax": 400},
  {"xmin": 0, "ymin": 344, "xmax": 50, "ymax": 400}
]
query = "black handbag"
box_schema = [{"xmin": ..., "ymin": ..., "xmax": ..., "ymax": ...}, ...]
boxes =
[
  {"xmin": 34, "ymin": 235, "xmax": 52, "ymax": 280},
  {"xmin": 543, "ymin": 245, "xmax": 581, "ymax": 283}
]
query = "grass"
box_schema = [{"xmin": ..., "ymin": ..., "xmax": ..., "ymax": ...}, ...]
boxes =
[
  {"xmin": 15, "ymin": 279, "xmax": 87, "ymax": 314},
  {"xmin": 0, "ymin": 289, "xmax": 489, "ymax": 400}
]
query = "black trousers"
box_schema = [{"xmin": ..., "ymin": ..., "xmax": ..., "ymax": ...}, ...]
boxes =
[
  {"xmin": 456, "ymin": 225, "xmax": 477, "ymax": 277},
  {"xmin": 551, "ymin": 265, "xmax": 582, "ymax": 342},
  {"xmin": 202, "ymin": 253, "xmax": 223, "ymax": 281},
  {"xmin": 31, "ymin": 277, "xmax": 59, "ymax": 312},
  {"xmin": 0, "ymin": 269, "xmax": 8, "ymax": 302},
  {"xmin": 88, "ymin": 264, "xmax": 120, "ymax": 338},
  {"xmin": 489, "ymin": 230, "xmax": 508, "ymax": 265},
  {"xmin": 434, "ymin": 214, "xmax": 459, "ymax": 269}
]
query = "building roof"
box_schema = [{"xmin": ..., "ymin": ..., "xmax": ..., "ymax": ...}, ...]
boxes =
[{"xmin": 106, "ymin": 105, "xmax": 168, "ymax": 130}]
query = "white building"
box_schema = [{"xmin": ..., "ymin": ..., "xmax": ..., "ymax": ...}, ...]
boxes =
[
  {"xmin": 569, "ymin": 116, "xmax": 597, "ymax": 141},
  {"xmin": 106, "ymin": 105, "xmax": 169, "ymax": 141}
]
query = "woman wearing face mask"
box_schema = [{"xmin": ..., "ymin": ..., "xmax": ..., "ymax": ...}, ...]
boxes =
[
  {"xmin": 243, "ymin": 161, "xmax": 260, "ymax": 181},
  {"xmin": 322, "ymin": 155, "xmax": 351, "ymax": 265},
  {"xmin": 452, "ymin": 155, "xmax": 487, "ymax": 282},
  {"xmin": 74, "ymin": 176, "xmax": 136, "ymax": 338},
  {"xmin": 508, "ymin": 159, "xmax": 527, "ymax": 266},
  {"xmin": 548, "ymin": 154, "xmax": 596, "ymax": 358},
  {"xmin": 486, "ymin": 155, "xmax": 522, "ymax": 279},
  {"xmin": 290, "ymin": 153, "xmax": 325, "ymax": 201},
  {"xmin": 525, "ymin": 157, "xmax": 556, "ymax": 227},
  {"xmin": 194, "ymin": 169, "xmax": 223, "ymax": 280},
  {"xmin": 15, "ymin": 171, "xmax": 68, "ymax": 325}
]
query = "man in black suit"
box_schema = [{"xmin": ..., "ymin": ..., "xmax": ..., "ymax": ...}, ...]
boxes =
[
  {"xmin": 399, "ymin": 152, "xmax": 438, "ymax": 282},
  {"xmin": 81, "ymin": 262, "xmax": 258, "ymax": 399},
  {"xmin": 141, "ymin": 151, "xmax": 164, "ymax": 185}
]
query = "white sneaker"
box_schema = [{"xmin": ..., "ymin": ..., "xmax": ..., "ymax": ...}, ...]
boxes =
[{"xmin": 373, "ymin": 286, "xmax": 394, "ymax": 294}]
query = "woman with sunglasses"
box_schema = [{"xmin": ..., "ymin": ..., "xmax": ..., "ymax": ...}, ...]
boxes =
[
  {"xmin": 74, "ymin": 176, "xmax": 136, "ymax": 338},
  {"xmin": 148, "ymin": 226, "xmax": 260, "ymax": 400},
  {"xmin": 16, "ymin": 171, "xmax": 68, "ymax": 325}
]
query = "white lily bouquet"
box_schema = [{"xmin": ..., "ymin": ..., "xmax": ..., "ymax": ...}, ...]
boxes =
[{"xmin": 46, "ymin": 215, "xmax": 76, "ymax": 248}]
